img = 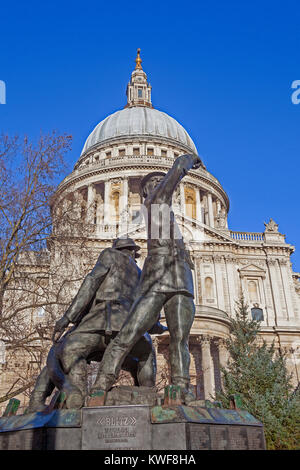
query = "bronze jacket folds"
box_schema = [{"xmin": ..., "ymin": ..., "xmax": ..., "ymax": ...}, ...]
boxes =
[
  {"xmin": 139, "ymin": 155, "xmax": 195, "ymax": 298},
  {"xmin": 64, "ymin": 248, "xmax": 141, "ymax": 334}
]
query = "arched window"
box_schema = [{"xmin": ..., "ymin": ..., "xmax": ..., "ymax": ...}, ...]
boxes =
[
  {"xmin": 248, "ymin": 280, "xmax": 259, "ymax": 302},
  {"xmin": 205, "ymin": 277, "xmax": 214, "ymax": 299}
]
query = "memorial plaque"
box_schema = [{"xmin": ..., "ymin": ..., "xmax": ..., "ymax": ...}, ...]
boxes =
[
  {"xmin": 227, "ymin": 425, "xmax": 248, "ymax": 450},
  {"xmin": 209, "ymin": 425, "xmax": 228, "ymax": 450},
  {"xmin": 46, "ymin": 428, "xmax": 81, "ymax": 450},
  {"xmin": 0, "ymin": 429, "xmax": 45, "ymax": 450},
  {"xmin": 152, "ymin": 423, "xmax": 187, "ymax": 450},
  {"xmin": 247, "ymin": 427, "xmax": 266, "ymax": 450},
  {"xmin": 187, "ymin": 424, "xmax": 210, "ymax": 450},
  {"xmin": 82, "ymin": 405, "xmax": 152, "ymax": 450}
]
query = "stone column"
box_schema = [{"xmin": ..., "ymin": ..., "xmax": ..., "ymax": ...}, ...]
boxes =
[
  {"xmin": 201, "ymin": 336, "xmax": 215, "ymax": 400},
  {"xmin": 218, "ymin": 340, "xmax": 229, "ymax": 370},
  {"xmin": 0, "ymin": 341, "xmax": 6, "ymax": 365},
  {"xmin": 103, "ymin": 180, "xmax": 111, "ymax": 225},
  {"xmin": 214, "ymin": 256, "xmax": 225, "ymax": 311},
  {"xmin": 278, "ymin": 259, "xmax": 294, "ymax": 320},
  {"xmin": 122, "ymin": 177, "xmax": 129, "ymax": 212},
  {"xmin": 180, "ymin": 183, "xmax": 185, "ymax": 216},
  {"xmin": 267, "ymin": 258, "xmax": 282, "ymax": 325},
  {"xmin": 95, "ymin": 193, "xmax": 104, "ymax": 227},
  {"xmin": 86, "ymin": 184, "xmax": 96, "ymax": 224},
  {"xmin": 73, "ymin": 190, "xmax": 83, "ymax": 220},
  {"xmin": 217, "ymin": 340, "xmax": 229, "ymax": 389},
  {"xmin": 224, "ymin": 256, "xmax": 236, "ymax": 316},
  {"xmin": 202, "ymin": 193, "xmax": 208, "ymax": 225},
  {"xmin": 189, "ymin": 346, "xmax": 197, "ymax": 396},
  {"xmin": 119, "ymin": 177, "xmax": 129, "ymax": 233},
  {"xmin": 195, "ymin": 188, "xmax": 202, "ymax": 222},
  {"xmin": 207, "ymin": 193, "xmax": 214, "ymax": 228}
]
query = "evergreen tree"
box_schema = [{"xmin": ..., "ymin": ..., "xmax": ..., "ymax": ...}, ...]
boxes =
[{"xmin": 215, "ymin": 296, "xmax": 300, "ymax": 450}]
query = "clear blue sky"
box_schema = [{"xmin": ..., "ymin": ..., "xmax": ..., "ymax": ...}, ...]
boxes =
[{"xmin": 1, "ymin": 0, "xmax": 300, "ymax": 271}]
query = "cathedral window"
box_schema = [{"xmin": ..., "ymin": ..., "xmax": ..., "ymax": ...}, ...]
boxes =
[
  {"xmin": 147, "ymin": 147, "xmax": 154, "ymax": 156},
  {"xmin": 133, "ymin": 147, "xmax": 139, "ymax": 156},
  {"xmin": 138, "ymin": 88, "xmax": 143, "ymax": 98},
  {"xmin": 119, "ymin": 149, "xmax": 125, "ymax": 157},
  {"xmin": 248, "ymin": 280, "xmax": 259, "ymax": 303},
  {"xmin": 251, "ymin": 307, "xmax": 264, "ymax": 321},
  {"xmin": 106, "ymin": 151, "xmax": 111, "ymax": 158},
  {"xmin": 161, "ymin": 149, "xmax": 167, "ymax": 157}
]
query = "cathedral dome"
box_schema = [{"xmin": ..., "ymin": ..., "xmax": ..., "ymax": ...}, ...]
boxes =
[{"xmin": 81, "ymin": 106, "xmax": 197, "ymax": 156}]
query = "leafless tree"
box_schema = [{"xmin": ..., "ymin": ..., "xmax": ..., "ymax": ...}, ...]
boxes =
[{"xmin": 0, "ymin": 132, "xmax": 77, "ymax": 407}]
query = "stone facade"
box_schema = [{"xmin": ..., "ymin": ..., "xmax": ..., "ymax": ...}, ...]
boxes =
[{"xmin": 1, "ymin": 52, "xmax": 299, "ymax": 412}]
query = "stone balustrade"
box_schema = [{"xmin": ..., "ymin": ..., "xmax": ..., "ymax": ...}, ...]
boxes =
[
  {"xmin": 80, "ymin": 154, "xmax": 175, "ymax": 171},
  {"xmin": 57, "ymin": 155, "xmax": 223, "ymax": 194},
  {"xmin": 230, "ymin": 231, "xmax": 264, "ymax": 242},
  {"xmin": 81, "ymin": 222, "xmax": 145, "ymax": 238}
]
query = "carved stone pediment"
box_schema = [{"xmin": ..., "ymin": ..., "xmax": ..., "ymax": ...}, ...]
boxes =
[{"xmin": 238, "ymin": 264, "xmax": 266, "ymax": 278}]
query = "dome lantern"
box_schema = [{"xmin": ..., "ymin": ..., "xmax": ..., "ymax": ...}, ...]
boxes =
[{"xmin": 125, "ymin": 48, "xmax": 153, "ymax": 109}]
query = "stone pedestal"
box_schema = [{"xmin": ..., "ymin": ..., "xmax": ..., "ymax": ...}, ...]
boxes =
[
  {"xmin": 82, "ymin": 405, "xmax": 152, "ymax": 450},
  {"xmin": 0, "ymin": 404, "xmax": 266, "ymax": 450},
  {"xmin": 0, "ymin": 409, "xmax": 82, "ymax": 450}
]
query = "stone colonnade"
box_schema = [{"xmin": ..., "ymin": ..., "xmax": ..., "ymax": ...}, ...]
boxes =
[
  {"xmin": 79, "ymin": 177, "xmax": 227, "ymax": 229},
  {"xmin": 153, "ymin": 335, "xmax": 229, "ymax": 400}
]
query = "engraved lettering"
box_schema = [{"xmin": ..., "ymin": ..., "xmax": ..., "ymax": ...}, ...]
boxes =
[{"xmin": 96, "ymin": 415, "xmax": 136, "ymax": 426}]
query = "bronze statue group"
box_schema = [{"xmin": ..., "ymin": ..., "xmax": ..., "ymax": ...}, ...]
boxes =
[{"xmin": 29, "ymin": 153, "xmax": 203, "ymax": 412}]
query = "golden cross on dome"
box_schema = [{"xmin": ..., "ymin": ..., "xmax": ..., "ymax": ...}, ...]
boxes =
[{"xmin": 135, "ymin": 48, "xmax": 142, "ymax": 70}]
